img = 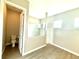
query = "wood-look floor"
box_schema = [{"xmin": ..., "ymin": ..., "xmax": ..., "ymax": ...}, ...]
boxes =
[{"xmin": 2, "ymin": 44, "xmax": 79, "ymax": 59}]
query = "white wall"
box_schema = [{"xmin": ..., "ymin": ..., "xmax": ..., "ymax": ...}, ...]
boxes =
[
  {"xmin": 47, "ymin": 8, "xmax": 79, "ymax": 56},
  {"xmin": 2, "ymin": 2, "xmax": 7, "ymax": 54},
  {"xmin": 46, "ymin": 17, "xmax": 54, "ymax": 44},
  {"xmin": 42, "ymin": 16, "xmax": 54, "ymax": 44},
  {"xmin": 53, "ymin": 8, "xmax": 79, "ymax": 55},
  {"xmin": 0, "ymin": 0, "xmax": 4, "ymax": 59},
  {"xmin": 7, "ymin": 0, "xmax": 28, "ymax": 8}
]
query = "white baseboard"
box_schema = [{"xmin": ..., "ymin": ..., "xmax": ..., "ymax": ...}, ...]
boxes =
[
  {"xmin": 50, "ymin": 43, "xmax": 79, "ymax": 56},
  {"xmin": 22, "ymin": 44, "xmax": 47, "ymax": 56}
]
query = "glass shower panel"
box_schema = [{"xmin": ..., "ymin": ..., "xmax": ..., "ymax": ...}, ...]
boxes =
[{"xmin": 28, "ymin": 24, "xmax": 41, "ymax": 37}]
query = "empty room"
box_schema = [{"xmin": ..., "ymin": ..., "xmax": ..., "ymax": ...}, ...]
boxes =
[{"xmin": 1, "ymin": 0, "xmax": 79, "ymax": 59}]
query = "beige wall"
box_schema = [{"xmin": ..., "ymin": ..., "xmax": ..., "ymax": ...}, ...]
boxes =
[
  {"xmin": 52, "ymin": 8, "xmax": 79, "ymax": 54},
  {"xmin": 5, "ymin": 8, "xmax": 20, "ymax": 44}
]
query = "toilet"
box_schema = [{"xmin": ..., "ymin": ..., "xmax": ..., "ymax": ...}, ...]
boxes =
[{"xmin": 11, "ymin": 35, "xmax": 16, "ymax": 47}]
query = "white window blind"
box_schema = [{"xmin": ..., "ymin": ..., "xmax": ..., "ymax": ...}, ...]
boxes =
[
  {"xmin": 74, "ymin": 17, "xmax": 79, "ymax": 28},
  {"xmin": 53, "ymin": 20, "xmax": 63, "ymax": 28}
]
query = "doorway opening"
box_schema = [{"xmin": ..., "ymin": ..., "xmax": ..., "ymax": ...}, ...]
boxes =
[{"xmin": 2, "ymin": 1, "xmax": 25, "ymax": 58}]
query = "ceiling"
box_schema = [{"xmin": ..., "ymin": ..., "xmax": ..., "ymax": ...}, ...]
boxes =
[{"xmin": 29, "ymin": 0, "xmax": 79, "ymax": 19}]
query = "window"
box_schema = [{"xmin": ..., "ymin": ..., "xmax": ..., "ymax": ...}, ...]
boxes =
[
  {"xmin": 53, "ymin": 20, "xmax": 63, "ymax": 28},
  {"xmin": 74, "ymin": 17, "xmax": 79, "ymax": 28},
  {"xmin": 28, "ymin": 24, "xmax": 41, "ymax": 37}
]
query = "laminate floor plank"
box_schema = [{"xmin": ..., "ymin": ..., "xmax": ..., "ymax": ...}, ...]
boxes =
[{"xmin": 2, "ymin": 44, "xmax": 79, "ymax": 59}]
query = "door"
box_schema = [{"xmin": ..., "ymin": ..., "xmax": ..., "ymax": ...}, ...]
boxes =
[{"xmin": 19, "ymin": 12, "xmax": 24, "ymax": 54}]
